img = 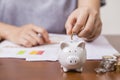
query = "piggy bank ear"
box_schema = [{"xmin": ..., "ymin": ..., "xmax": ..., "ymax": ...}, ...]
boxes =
[
  {"xmin": 77, "ymin": 42, "xmax": 85, "ymax": 49},
  {"xmin": 60, "ymin": 42, "xmax": 69, "ymax": 50}
]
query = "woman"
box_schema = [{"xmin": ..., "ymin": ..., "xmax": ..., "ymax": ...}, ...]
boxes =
[{"xmin": 0, "ymin": 0, "xmax": 105, "ymax": 47}]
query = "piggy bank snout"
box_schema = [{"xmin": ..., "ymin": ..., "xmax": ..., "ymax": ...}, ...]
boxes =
[{"xmin": 66, "ymin": 56, "xmax": 80, "ymax": 65}]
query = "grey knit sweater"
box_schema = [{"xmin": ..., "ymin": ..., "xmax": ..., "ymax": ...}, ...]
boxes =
[{"xmin": 0, "ymin": 0, "xmax": 105, "ymax": 34}]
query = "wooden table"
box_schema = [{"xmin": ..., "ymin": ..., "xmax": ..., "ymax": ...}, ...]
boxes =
[{"xmin": 0, "ymin": 35, "xmax": 120, "ymax": 80}]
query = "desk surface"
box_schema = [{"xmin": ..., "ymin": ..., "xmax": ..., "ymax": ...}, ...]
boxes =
[{"xmin": 0, "ymin": 35, "xmax": 120, "ymax": 80}]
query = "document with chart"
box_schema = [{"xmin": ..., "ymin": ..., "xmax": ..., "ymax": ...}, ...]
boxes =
[{"xmin": 0, "ymin": 34, "xmax": 118, "ymax": 61}]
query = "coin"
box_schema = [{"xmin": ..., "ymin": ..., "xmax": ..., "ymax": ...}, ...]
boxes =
[
  {"xmin": 71, "ymin": 32, "xmax": 76, "ymax": 40},
  {"xmin": 71, "ymin": 33, "xmax": 73, "ymax": 40}
]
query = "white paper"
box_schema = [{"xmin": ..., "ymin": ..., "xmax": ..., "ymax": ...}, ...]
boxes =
[{"xmin": 0, "ymin": 33, "xmax": 118, "ymax": 61}]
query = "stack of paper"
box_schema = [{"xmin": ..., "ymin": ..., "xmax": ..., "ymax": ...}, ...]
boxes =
[{"xmin": 0, "ymin": 34, "xmax": 118, "ymax": 61}]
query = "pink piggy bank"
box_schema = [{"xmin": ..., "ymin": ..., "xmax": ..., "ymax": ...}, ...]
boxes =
[{"xmin": 58, "ymin": 40, "xmax": 86, "ymax": 72}]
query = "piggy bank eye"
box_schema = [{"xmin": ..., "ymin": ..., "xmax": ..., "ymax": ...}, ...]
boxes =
[
  {"xmin": 74, "ymin": 50, "xmax": 77, "ymax": 52},
  {"xmin": 69, "ymin": 50, "xmax": 71, "ymax": 53}
]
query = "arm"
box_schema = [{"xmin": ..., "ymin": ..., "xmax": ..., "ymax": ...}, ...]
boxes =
[
  {"xmin": 0, "ymin": 22, "xmax": 19, "ymax": 40},
  {"xmin": 0, "ymin": 23, "xmax": 50, "ymax": 47}
]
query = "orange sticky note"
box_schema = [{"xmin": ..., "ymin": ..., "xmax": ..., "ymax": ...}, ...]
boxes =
[
  {"xmin": 30, "ymin": 51, "xmax": 38, "ymax": 55},
  {"xmin": 30, "ymin": 50, "xmax": 44, "ymax": 55}
]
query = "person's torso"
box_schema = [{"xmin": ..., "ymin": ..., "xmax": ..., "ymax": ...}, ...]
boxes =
[{"xmin": 0, "ymin": 0, "xmax": 77, "ymax": 34}]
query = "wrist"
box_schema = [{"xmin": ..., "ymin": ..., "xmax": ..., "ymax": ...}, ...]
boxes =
[
  {"xmin": 78, "ymin": 0, "xmax": 100, "ymax": 11},
  {"xmin": 0, "ymin": 23, "xmax": 19, "ymax": 40}
]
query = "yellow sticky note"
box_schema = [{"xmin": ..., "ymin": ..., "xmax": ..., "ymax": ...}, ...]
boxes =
[{"xmin": 30, "ymin": 51, "xmax": 38, "ymax": 55}]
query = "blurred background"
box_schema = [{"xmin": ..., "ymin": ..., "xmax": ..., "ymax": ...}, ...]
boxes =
[{"xmin": 101, "ymin": 0, "xmax": 120, "ymax": 35}]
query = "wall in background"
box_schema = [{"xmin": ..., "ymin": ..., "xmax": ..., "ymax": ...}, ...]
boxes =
[{"xmin": 101, "ymin": 0, "xmax": 120, "ymax": 35}]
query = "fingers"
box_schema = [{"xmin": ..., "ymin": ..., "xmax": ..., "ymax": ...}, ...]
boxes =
[
  {"xmin": 66, "ymin": 8, "xmax": 102, "ymax": 42},
  {"xmin": 82, "ymin": 16, "xmax": 102, "ymax": 41},
  {"xmin": 19, "ymin": 34, "xmax": 45, "ymax": 47},
  {"xmin": 65, "ymin": 11, "xmax": 77, "ymax": 35},
  {"xmin": 84, "ymin": 26, "xmax": 101, "ymax": 41},
  {"xmin": 20, "ymin": 38, "xmax": 32, "ymax": 47},
  {"xmin": 17, "ymin": 24, "xmax": 50, "ymax": 47},
  {"xmin": 78, "ymin": 13, "xmax": 96, "ymax": 38},
  {"xmin": 86, "ymin": 17, "xmax": 102, "ymax": 41},
  {"xmin": 65, "ymin": 9, "xmax": 89, "ymax": 35},
  {"xmin": 88, "ymin": 17, "xmax": 102, "ymax": 38},
  {"xmin": 31, "ymin": 26, "xmax": 50, "ymax": 43},
  {"xmin": 27, "ymin": 31, "xmax": 44, "ymax": 45},
  {"xmin": 72, "ymin": 9, "xmax": 89, "ymax": 34}
]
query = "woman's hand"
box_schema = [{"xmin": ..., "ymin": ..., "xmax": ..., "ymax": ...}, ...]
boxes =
[
  {"xmin": 65, "ymin": 0, "xmax": 102, "ymax": 41},
  {"xmin": 3, "ymin": 24, "xmax": 50, "ymax": 47}
]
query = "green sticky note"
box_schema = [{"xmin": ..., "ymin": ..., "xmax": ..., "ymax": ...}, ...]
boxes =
[{"xmin": 17, "ymin": 50, "xmax": 26, "ymax": 55}]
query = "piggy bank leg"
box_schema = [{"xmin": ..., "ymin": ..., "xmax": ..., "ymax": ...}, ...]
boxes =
[
  {"xmin": 76, "ymin": 67, "xmax": 83, "ymax": 72},
  {"xmin": 63, "ymin": 67, "xmax": 68, "ymax": 72}
]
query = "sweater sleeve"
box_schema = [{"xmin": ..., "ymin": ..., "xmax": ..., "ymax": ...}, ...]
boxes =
[{"xmin": 101, "ymin": 0, "xmax": 106, "ymax": 7}]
